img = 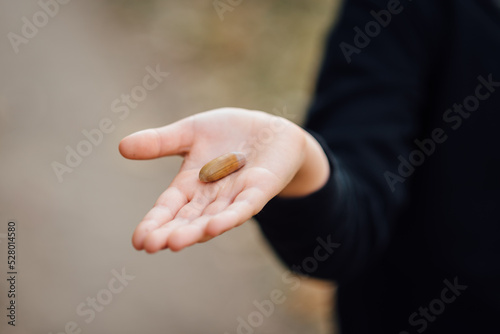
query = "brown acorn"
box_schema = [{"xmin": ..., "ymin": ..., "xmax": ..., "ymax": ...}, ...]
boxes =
[{"xmin": 199, "ymin": 152, "xmax": 246, "ymax": 182}]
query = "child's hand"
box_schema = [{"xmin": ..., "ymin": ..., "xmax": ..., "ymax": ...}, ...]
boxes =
[{"xmin": 119, "ymin": 108, "xmax": 329, "ymax": 253}]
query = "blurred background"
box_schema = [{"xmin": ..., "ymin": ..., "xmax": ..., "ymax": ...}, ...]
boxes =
[{"xmin": 0, "ymin": 0, "xmax": 341, "ymax": 333}]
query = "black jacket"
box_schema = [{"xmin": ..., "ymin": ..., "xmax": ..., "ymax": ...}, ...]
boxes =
[{"xmin": 255, "ymin": 0, "xmax": 500, "ymax": 333}]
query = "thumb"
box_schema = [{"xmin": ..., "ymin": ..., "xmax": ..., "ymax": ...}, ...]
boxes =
[{"xmin": 119, "ymin": 116, "xmax": 194, "ymax": 160}]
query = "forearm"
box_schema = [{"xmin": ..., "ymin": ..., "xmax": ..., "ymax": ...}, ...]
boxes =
[
  {"xmin": 256, "ymin": 139, "xmax": 366, "ymax": 282},
  {"xmin": 256, "ymin": 135, "xmax": 403, "ymax": 282},
  {"xmin": 255, "ymin": 0, "xmax": 430, "ymax": 280}
]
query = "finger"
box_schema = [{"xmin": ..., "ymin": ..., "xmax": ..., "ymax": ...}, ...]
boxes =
[
  {"xmin": 143, "ymin": 218, "xmax": 189, "ymax": 253},
  {"xmin": 174, "ymin": 191, "xmax": 214, "ymax": 220},
  {"xmin": 206, "ymin": 187, "xmax": 268, "ymax": 237},
  {"xmin": 167, "ymin": 192, "xmax": 238, "ymax": 251},
  {"xmin": 132, "ymin": 187, "xmax": 187, "ymax": 250},
  {"xmin": 167, "ymin": 216, "xmax": 212, "ymax": 251},
  {"xmin": 119, "ymin": 116, "xmax": 194, "ymax": 160},
  {"xmin": 201, "ymin": 199, "xmax": 231, "ymax": 216},
  {"xmin": 140, "ymin": 185, "xmax": 217, "ymax": 253},
  {"xmin": 165, "ymin": 198, "xmax": 233, "ymax": 251}
]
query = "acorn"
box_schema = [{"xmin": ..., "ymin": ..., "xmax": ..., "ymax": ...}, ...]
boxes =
[{"xmin": 199, "ymin": 152, "xmax": 246, "ymax": 182}]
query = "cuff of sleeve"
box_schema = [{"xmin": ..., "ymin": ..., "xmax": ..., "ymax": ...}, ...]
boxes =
[{"xmin": 255, "ymin": 129, "xmax": 346, "ymax": 232}]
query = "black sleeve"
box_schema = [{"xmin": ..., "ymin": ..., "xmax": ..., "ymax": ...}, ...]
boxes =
[{"xmin": 255, "ymin": 0, "xmax": 440, "ymax": 283}]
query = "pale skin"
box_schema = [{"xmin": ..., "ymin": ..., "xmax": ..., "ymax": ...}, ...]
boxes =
[{"xmin": 119, "ymin": 108, "xmax": 330, "ymax": 253}]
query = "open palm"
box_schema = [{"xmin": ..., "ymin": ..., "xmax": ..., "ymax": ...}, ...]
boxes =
[{"xmin": 119, "ymin": 108, "xmax": 306, "ymax": 252}]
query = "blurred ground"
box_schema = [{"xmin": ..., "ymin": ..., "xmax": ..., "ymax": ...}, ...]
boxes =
[{"xmin": 0, "ymin": 0, "xmax": 340, "ymax": 333}]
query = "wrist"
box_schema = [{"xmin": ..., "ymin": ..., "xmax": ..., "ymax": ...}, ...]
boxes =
[{"xmin": 279, "ymin": 130, "xmax": 330, "ymax": 198}]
